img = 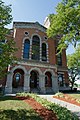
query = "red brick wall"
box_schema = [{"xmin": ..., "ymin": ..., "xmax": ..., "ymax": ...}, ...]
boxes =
[
  {"xmin": 62, "ymin": 50, "xmax": 67, "ymax": 67},
  {"xmin": 14, "ymin": 28, "xmax": 58, "ymax": 65}
]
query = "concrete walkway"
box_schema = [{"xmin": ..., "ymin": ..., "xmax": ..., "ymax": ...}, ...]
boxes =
[{"xmin": 38, "ymin": 95, "xmax": 80, "ymax": 119}]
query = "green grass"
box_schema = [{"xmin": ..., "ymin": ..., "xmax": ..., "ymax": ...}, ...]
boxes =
[
  {"xmin": 67, "ymin": 93, "xmax": 80, "ymax": 103},
  {"xmin": 0, "ymin": 96, "xmax": 42, "ymax": 120},
  {"xmin": 68, "ymin": 93, "xmax": 80, "ymax": 100}
]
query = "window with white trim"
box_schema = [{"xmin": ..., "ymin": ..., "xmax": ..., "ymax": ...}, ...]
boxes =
[
  {"xmin": 58, "ymin": 73, "xmax": 64, "ymax": 86},
  {"xmin": 32, "ymin": 35, "xmax": 40, "ymax": 60},
  {"xmin": 42, "ymin": 43, "xmax": 47, "ymax": 61},
  {"xmin": 23, "ymin": 39, "xmax": 30, "ymax": 59}
]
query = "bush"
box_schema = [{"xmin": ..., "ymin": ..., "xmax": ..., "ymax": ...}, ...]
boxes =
[{"xmin": 54, "ymin": 92, "xmax": 65, "ymax": 98}]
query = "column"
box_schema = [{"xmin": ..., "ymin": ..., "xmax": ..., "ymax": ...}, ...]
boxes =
[
  {"xmin": 47, "ymin": 45, "xmax": 49, "ymax": 63},
  {"xmin": 29, "ymin": 39, "xmax": 32, "ymax": 60},
  {"xmin": 40, "ymin": 44, "xmax": 42, "ymax": 61},
  {"xmin": 5, "ymin": 72, "xmax": 13, "ymax": 94},
  {"xmin": 52, "ymin": 75, "xmax": 59, "ymax": 93},
  {"xmin": 24, "ymin": 73, "xmax": 30, "ymax": 92},
  {"xmin": 39, "ymin": 75, "xmax": 46, "ymax": 93}
]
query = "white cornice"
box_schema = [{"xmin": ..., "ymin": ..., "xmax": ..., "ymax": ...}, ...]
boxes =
[
  {"xmin": 13, "ymin": 22, "xmax": 46, "ymax": 33},
  {"xmin": 57, "ymin": 67, "xmax": 68, "ymax": 72},
  {"xmin": 17, "ymin": 61, "xmax": 57, "ymax": 69}
]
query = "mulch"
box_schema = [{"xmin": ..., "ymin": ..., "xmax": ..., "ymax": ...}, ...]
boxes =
[
  {"xmin": 53, "ymin": 94, "xmax": 80, "ymax": 107},
  {"xmin": 16, "ymin": 96, "xmax": 58, "ymax": 120}
]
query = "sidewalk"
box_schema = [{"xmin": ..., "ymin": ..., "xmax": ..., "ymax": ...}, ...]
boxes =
[{"xmin": 39, "ymin": 95, "xmax": 80, "ymax": 119}]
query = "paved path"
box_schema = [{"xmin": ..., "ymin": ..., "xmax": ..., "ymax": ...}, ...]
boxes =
[{"xmin": 38, "ymin": 95, "xmax": 80, "ymax": 119}]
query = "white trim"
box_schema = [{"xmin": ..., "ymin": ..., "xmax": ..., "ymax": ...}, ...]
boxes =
[
  {"xmin": 31, "ymin": 33, "xmax": 42, "ymax": 47},
  {"xmin": 31, "ymin": 33, "xmax": 41, "ymax": 61},
  {"xmin": 42, "ymin": 42, "xmax": 48, "ymax": 62},
  {"xmin": 28, "ymin": 67, "xmax": 42, "ymax": 75},
  {"xmin": 22, "ymin": 37, "xmax": 30, "ymax": 59},
  {"xmin": 11, "ymin": 65, "xmax": 27, "ymax": 74},
  {"xmin": 13, "ymin": 22, "xmax": 46, "ymax": 33},
  {"xmin": 17, "ymin": 61, "xmax": 57, "ymax": 69},
  {"xmin": 24, "ymin": 31, "xmax": 29, "ymax": 36},
  {"xmin": 22, "ymin": 37, "xmax": 30, "ymax": 44},
  {"xmin": 43, "ymin": 69, "xmax": 55, "ymax": 76},
  {"xmin": 57, "ymin": 72, "xmax": 64, "ymax": 74}
]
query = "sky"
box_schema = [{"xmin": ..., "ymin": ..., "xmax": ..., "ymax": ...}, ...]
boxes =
[
  {"xmin": 2, "ymin": 0, "xmax": 75, "ymax": 54},
  {"xmin": 3, "ymin": 0, "xmax": 62, "ymax": 26}
]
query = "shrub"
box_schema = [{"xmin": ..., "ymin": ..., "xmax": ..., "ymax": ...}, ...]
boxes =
[{"xmin": 54, "ymin": 92, "xmax": 65, "ymax": 98}]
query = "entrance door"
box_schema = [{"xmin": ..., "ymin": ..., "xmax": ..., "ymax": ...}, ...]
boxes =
[
  {"xmin": 12, "ymin": 69, "xmax": 24, "ymax": 88},
  {"xmin": 45, "ymin": 72, "xmax": 52, "ymax": 87},
  {"xmin": 30, "ymin": 70, "xmax": 39, "ymax": 88}
]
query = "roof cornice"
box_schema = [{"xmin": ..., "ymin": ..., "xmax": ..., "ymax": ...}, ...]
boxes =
[{"xmin": 13, "ymin": 21, "xmax": 47, "ymax": 32}]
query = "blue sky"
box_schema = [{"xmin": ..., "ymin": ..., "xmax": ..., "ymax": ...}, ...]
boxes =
[
  {"xmin": 3, "ymin": 0, "xmax": 62, "ymax": 26},
  {"xmin": 2, "ymin": 0, "xmax": 75, "ymax": 54}
]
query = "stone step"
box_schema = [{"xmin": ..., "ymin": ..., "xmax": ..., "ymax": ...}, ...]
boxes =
[
  {"xmin": 12, "ymin": 87, "xmax": 23, "ymax": 93},
  {"xmin": 30, "ymin": 88, "xmax": 40, "ymax": 94},
  {"xmin": 46, "ymin": 87, "xmax": 53, "ymax": 94}
]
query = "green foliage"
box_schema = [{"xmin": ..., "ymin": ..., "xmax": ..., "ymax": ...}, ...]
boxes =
[
  {"xmin": 67, "ymin": 44, "xmax": 80, "ymax": 89},
  {"xmin": 67, "ymin": 44, "xmax": 80, "ymax": 68},
  {"xmin": 54, "ymin": 92, "xmax": 65, "ymax": 98},
  {"xmin": 76, "ymin": 99, "xmax": 80, "ymax": 103},
  {"xmin": 47, "ymin": 0, "xmax": 80, "ymax": 52},
  {"xmin": 16, "ymin": 93, "xmax": 79, "ymax": 120},
  {"xmin": 0, "ymin": 96, "xmax": 42, "ymax": 120},
  {"xmin": 0, "ymin": 0, "xmax": 12, "ymax": 40},
  {"xmin": 0, "ymin": 0, "xmax": 17, "ymax": 79},
  {"xmin": 69, "ymin": 93, "xmax": 80, "ymax": 100}
]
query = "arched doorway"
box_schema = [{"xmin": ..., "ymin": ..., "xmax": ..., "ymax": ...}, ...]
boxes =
[
  {"xmin": 30, "ymin": 70, "xmax": 39, "ymax": 89},
  {"xmin": 45, "ymin": 72, "xmax": 52, "ymax": 87},
  {"xmin": 12, "ymin": 69, "xmax": 24, "ymax": 92}
]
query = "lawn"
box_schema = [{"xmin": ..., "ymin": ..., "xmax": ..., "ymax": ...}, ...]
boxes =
[
  {"xmin": 68, "ymin": 93, "xmax": 80, "ymax": 100},
  {"xmin": 0, "ymin": 96, "xmax": 42, "ymax": 120}
]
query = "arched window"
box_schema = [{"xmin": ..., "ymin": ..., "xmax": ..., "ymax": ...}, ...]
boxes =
[
  {"xmin": 42, "ymin": 43, "xmax": 47, "ymax": 61},
  {"xmin": 58, "ymin": 73, "xmax": 64, "ymax": 86},
  {"xmin": 32, "ymin": 35, "xmax": 40, "ymax": 60},
  {"xmin": 23, "ymin": 39, "xmax": 30, "ymax": 59},
  {"xmin": 15, "ymin": 73, "xmax": 21, "ymax": 83},
  {"xmin": 57, "ymin": 50, "xmax": 62, "ymax": 66}
]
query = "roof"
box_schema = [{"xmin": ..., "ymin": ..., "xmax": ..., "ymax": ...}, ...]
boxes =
[{"xmin": 13, "ymin": 21, "xmax": 47, "ymax": 32}]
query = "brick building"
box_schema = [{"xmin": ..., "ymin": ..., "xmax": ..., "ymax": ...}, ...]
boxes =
[{"xmin": 4, "ymin": 21, "xmax": 69, "ymax": 94}]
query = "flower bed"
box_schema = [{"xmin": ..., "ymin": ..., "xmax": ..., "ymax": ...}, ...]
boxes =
[
  {"xmin": 16, "ymin": 93, "xmax": 79, "ymax": 120},
  {"xmin": 53, "ymin": 92, "xmax": 80, "ymax": 106},
  {"xmin": 16, "ymin": 94, "xmax": 58, "ymax": 120}
]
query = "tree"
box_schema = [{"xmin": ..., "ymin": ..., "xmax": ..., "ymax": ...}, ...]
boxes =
[
  {"xmin": 67, "ymin": 44, "xmax": 80, "ymax": 90},
  {"xmin": 0, "ymin": 0, "xmax": 17, "ymax": 79},
  {"xmin": 47, "ymin": 0, "xmax": 80, "ymax": 52},
  {"xmin": 67, "ymin": 44, "xmax": 80, "ymax": 68}
]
